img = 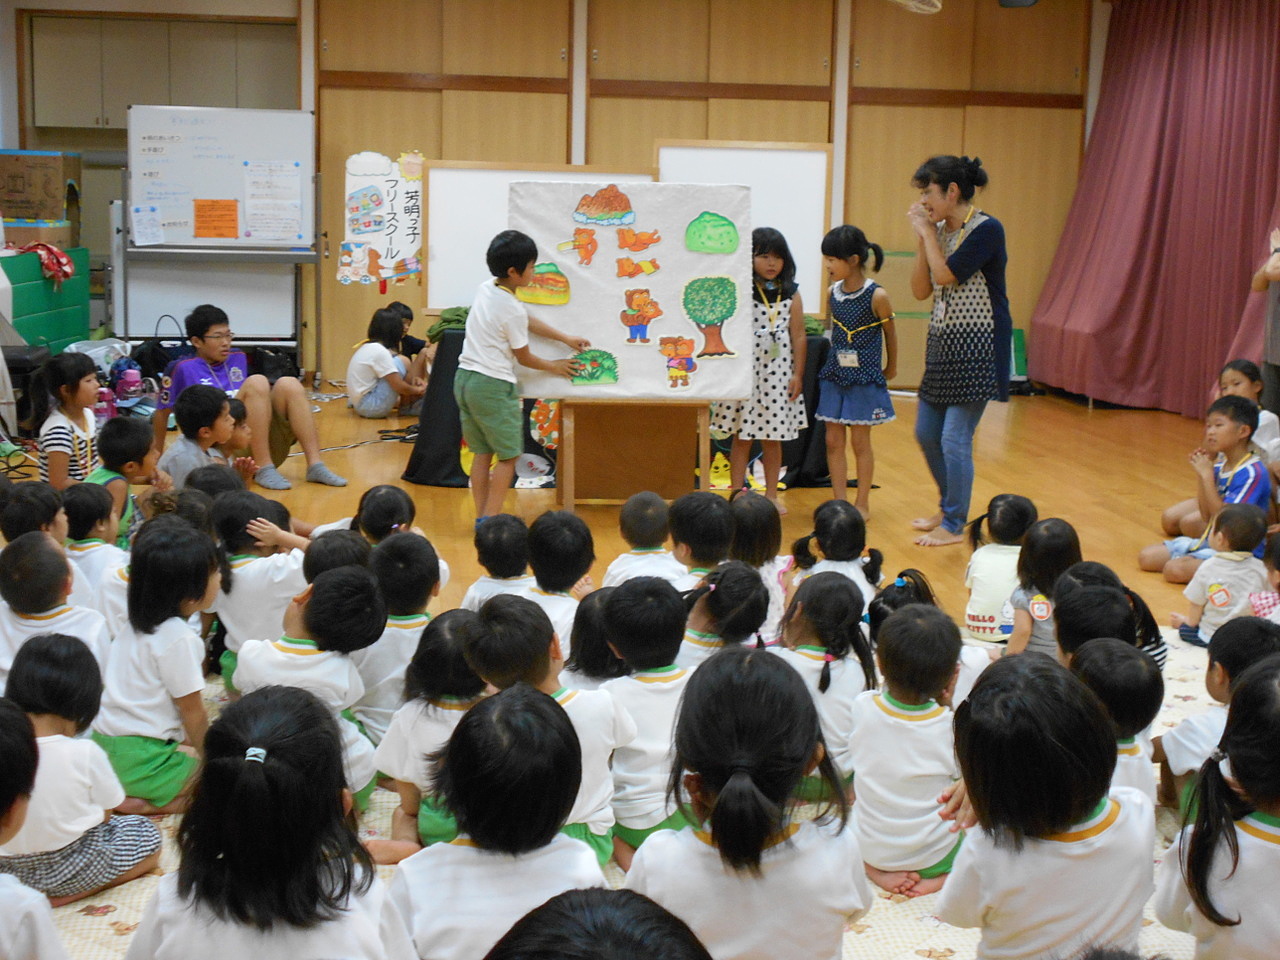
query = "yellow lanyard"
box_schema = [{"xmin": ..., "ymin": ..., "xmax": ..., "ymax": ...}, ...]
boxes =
[
  {"xmin": 830, "ymin": 283, "xmax": 894, "ymax": 339},
  {"xmin": 755, "ymin": 281, "xmax": 783, "ymax": 329}
]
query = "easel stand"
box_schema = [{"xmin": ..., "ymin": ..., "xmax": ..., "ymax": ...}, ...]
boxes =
[{"xmin": 557, "ymin": 401, "xmax": 711, "ymax": 512}]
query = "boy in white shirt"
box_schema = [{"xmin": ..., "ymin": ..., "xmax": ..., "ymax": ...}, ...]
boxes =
[
  {"xmin": 847, "ymin": 603, "xmax": 962, "ymax": 897},
  {"xmin": 517, "ymin": 510, "xmax": 594, "ymax": 655},
  {"xmin": 600, "ymin": 576, "xmax": 695, "ymax": 869},
  {"xmin": 1172, "ymin": 503, "xmax": 1270, "ymax": 646},
  {"xmin": 460, "ymin": 513, "xmax": 535, "ymax": 610},
  {"xmin": 210, "ymin": 490, "xmax": 310, "ymax": 692},
  {"xmin": 352, "ymin": 532, "xmax": 441, "ymax": 744},
  {"xmin": 61, "ymin": 483, "xmax": 127, "ymax": 591},
  {"xmin": 388, "ymin": 685, "xmax": 603, "ymax": 959},
  {"xmin": 1152, "ymin": 616, "xmax": 1280, "ymax": 809},
  {"xmin": 0, "ymin": 699, "xmax": 71, "ymax": 960},
  {"xmin": 0, "ymin": 533, "xmax": 109, "ymax": 690},
  {"xmin": 1069, "ymin": 638, "xmax": 1164, "ymax": 805},
  {"xmin": 462, "ymin": 594, "xmax": 636, "ymax": 865},
  {"xmin": 455, "ymin": 229, "xmax": 587, "ymax": 520},
  {"xmin": 602, "ymin": 492, "xmax": 687, "ymax": 588},
  {"xmin": 666, "ymin": 492, "xmax": 733, "ymax": 591},
  {"xmin": 234, "ymin": 566, "xmax": 387, "ymax": 811}
]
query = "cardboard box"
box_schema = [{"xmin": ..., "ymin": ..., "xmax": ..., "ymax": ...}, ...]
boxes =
[
  {"xmin": 0, "ymin": 151, "xmax": 81, "ymax": 223},
  {"xmin": 2, "ymin": 220, "xmax": 78, "ymax": 249}
]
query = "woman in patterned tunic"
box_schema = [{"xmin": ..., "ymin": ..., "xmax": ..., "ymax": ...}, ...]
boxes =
[{"xmin": 907, "ymin": 156, "xmax": 1011, "ymax": 547}]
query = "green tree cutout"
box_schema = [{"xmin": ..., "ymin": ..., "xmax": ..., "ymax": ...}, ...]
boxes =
[{"xmin": 682, "ymin": 276, "xmax": 737, "ymax": 358}]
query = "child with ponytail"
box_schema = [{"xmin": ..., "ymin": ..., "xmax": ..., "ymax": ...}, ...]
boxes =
[
  {"xmin": 31, "ymin": 352, "xmax": 100, "ymax": 489},
  {"xmin": 625, "ymin": 646, "xmax": 871, "ymax": 960},
  {"xmin": 675, "ymin": 561, "xmax": 770, "ymax": 669},
  {"xmin": 791, "ymin": 499, "xmax": 883, "ymax": 607},
  {"xmin": 963, "ymin": 493, "xmax": 1037, "ymax": 641},
  {"xmin": 1155, "ymin": 653, "xmax": 1280, "ymax": 959}
]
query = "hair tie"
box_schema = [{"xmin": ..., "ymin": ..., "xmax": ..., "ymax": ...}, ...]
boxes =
[
  {"xmin": 823, "ymin": 653, "xmax": 835, "ymax": 663},
  {"xmin": 706, "ymin": 582, "xmax": 717, "ymax": 593},
  {"xmin": 894, "ymin": 577, "xmax": 906, "ymax": 588},
  {"xmin": 1210, "ymin": 748, "xmax": 1227, "ymax": 764},
  {"xmin": 244, "ymin": 746, "xmax": 267, "ymax": 764},
  {"xmin": 861, "ymin": 612, "xmax": 870, "ymax": 624}
]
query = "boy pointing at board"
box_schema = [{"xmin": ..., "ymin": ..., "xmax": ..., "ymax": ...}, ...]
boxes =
[{"xmin": 456, "ymin": 230, "xmax": 588, "ymax": 522}]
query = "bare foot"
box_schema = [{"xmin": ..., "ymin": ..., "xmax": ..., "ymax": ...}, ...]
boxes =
[
  {"xmin": 915, "ymin": 528, "xmax": 965, "ymax": 547},
  {"xmin": 766, "ymin": 496, "xmax": 788, "ymax": 516},
  {"xmin": 854, "ymin": 503, "xmax": 871, "ymax": 523},
  {"xmin": 911, "ymin": 513, "xmax": 942, "ymax": 532},
  {"xmin": 904, "ymin": 874, "xmax": 948, "ymax": 898},
  {"xmin": 865, "ymin": 864, "xmax": 920, "ymax": 895},
  {"xmin": 365, "ymin": 838, "xmax": 423, "ymax": 864}
]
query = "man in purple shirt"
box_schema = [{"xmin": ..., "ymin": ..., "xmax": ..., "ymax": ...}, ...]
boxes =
[{"xmin": 152, "ymin": 304, "xmax": 345, "ymax": 490}]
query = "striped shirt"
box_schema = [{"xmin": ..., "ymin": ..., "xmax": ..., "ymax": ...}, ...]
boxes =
[{"xmin": 38, "ymin": 408, "xmax": 97, "ymax": 483}]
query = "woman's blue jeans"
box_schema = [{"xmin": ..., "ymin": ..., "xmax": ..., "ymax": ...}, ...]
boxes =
[{"xmin": 914, "ymin": 398, "xmax": 988, "ymax": 535}]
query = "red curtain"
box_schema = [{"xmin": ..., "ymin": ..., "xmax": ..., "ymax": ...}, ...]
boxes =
[{"xmin": 1028, "ymin": 0, "xmax": 1280, "ymax": 417}]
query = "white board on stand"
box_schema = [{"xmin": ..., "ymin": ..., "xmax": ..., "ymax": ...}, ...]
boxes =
[
  {"xmin": 657, "ymin": 141, "xmax": 831, "ymax": 313},
  {"xmin": 510, "ymin": 180, "xmax": 752, "ymax": 403},
  {"xmin": 425, "ymin": 163, "xmax": 653, "ymax": 311}
]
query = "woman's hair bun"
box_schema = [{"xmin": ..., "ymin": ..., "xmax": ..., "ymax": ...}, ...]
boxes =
[{"xmin": 965, "ymin": 156, "xmax": 989, "ymax": 187}]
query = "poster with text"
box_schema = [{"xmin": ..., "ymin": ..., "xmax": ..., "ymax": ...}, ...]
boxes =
[
  {"xmin": 510, "ymin": 181, "xmax": 752, "ymax": 402},
  {"xmin": 338, "ymin": 151, "xmax": 424, "ymax": 289}
]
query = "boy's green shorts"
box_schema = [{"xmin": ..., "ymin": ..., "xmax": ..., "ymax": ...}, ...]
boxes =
[
  {"xmin": 219, "ymin": 649, "xmax": 238, "ymax": 694},
  {"xmin": 916, "ymin": 835, "xmax": 964, "ymax": 879},
  {"xmin": 613, "ymin": 808, "xmax": 697, "ymax": 849},
  {"xmin": 418, "ymin": 795, "xmax": 460, "ymax": 846},
  {"xmin": 561, "ymin": 822, "xmax": 613, "ymax": 865},
  {"xmin": 91, "ymin": 732, "xmax": 198, "ymax": 807},
  {"xmin": 454, "ymin": 368, "xmax": 522, "ymax": 461}
]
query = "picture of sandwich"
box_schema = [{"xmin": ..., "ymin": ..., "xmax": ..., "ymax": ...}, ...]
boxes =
[{"xmin": 517, "ymin": 262, "xmax": 571, "ymax": 305}]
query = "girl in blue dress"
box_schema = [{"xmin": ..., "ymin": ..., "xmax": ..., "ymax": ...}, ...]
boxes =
[{"xmin": 816, "ymin": 225, "xmax": 898, "ymax": 520}]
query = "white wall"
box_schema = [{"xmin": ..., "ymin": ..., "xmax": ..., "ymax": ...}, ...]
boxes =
[
  {"xmin": 1085, "ymin": 0, "xmax": 1111, "ymax": 143},
  {"xmin": 0, "ymin": 0, "xmax": 305, "ymax": 148}
]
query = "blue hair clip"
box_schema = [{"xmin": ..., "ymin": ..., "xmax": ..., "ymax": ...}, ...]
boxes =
[
  {"xmin": 861, "ymin": 612, "xmax": 871, "ymax": 623},
  {"xmin": 894, "ymin": 577, "xmax": 907, "ymax": 588}
]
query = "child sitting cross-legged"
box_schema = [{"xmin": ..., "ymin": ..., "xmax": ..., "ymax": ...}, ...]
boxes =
[
  {"xmin": 346, "ymin": 307, "xmax": 427, "ymax": 418},
  {"xmin": 92, "ymin": 517, "xmax": 221, "ymax": 815},
  {"xmin": 387, "ymin": 685, "xmax": 604, "ymax": 959},
  {"xmin": 0, "ymin": 483, "xmax": 95, "ymax": 610},
  {"xmin": 1140, "ymin": 394, "xmax": 1271, "ymax": 584},
  {"xmin": 302, "ymin": 529, "xmax": 371, "ymax": 582},
  {"xmin": 559, "ymin": 588, "xmax": 629, "ymax": 691},
  {"xmin": 462, "ymin": 594, "xmax": 637, "ymax": 866},
  {"xmin": 1070, "ymin": 638, "xmax": 1165, "ymax": 805},
  {"xmin": 157, "ymin": 385, "xmax": 236, "ymax": 491},
  {"xmin": 87, "ymin": 415, "xmax": 169, "ymax": 549},
  {"xmin": 848, "ymin": 604, "xmax": 964, "ymax": 897},
  {"xmin": 211, "ymin": 491, "xmax": 311, "ymax": 692},
  {"xmin": 0, "ymin": 698, "xmax": 71, "ymax": 960},
  {"xmin": 367, "ymin": 610, "xmax": 486, "ymax": 864},
  {"xmin": 459, "ymin": 514, "xmax": 534, "ymax": 610},
  {"xmin": 351, "ymin": 532, "xmax": 441, "ymax": 745},
  {"xmin": 1151, "ymin": 616, "xmax": 1280, "ymax": 811},
  {"xmin": 0, "ymin": 635, "xmax": 161, "ymax": 905},
  {"xmin": 0, "ymin": 533, "xmax": 109, "ymax": 689},
  {"xmin": 310, "ymin": 485, "xmax": 452, "ymax": 590},
  {"xmin": 668, "ymin": 492, "xmax": 734, "ymax": 592},
  {"xmin": 675, "ymin": 560, "xmax": 770, "ymax": 669},
  {"xmin": 1171, "ymin": 504, "xmax": 1269, "ymax": 647},
  {"xmin": 210, "ymin": 398, "xmax": 260, "ymax": 487},
  {"xmin": 518, "ymin": 510, "xmax": 596, "ymax": 653},
  {"xmin": 62, "ymin": 482, "xmax": 126, "ymax": 591},
  {"xmin": 601, "ymin": 492, "xmax": 687, "ymax": 589},
  {"xmin": 234, "ymin": 566, "xmax": 387, "ymax": 813},
  {"xmin": 601, "ymin": 577, "xmax": 696, "ymax": 869}
]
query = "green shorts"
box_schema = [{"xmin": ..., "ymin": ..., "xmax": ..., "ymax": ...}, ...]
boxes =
[
  {"xmin": 91, "ymin": 732, "xmax": 198, "ymax": 807},
  {"xmin": 561, "ymin": 822, "xmax": 613, "ymax": 866},
  {"xmin": 613, "ymin": 808, "xmax": 697, "ymax": 849},
  {"xmin": 227, "ymin": 409, "xmax": 293, "ymax": 468},
  {"xmin": 454, "ymin": 368, "xmax": 522, "ymax": 461},
  {"xmin": 418, "ymin": 795, "xmax": 460, "ymax": 846},
  {"xmin": 795, "ymin": 771, "xmax": 854, "ymax": 802},
  {"xmin": 916, "ymin": 835, "xmax": 964, "ymax": 879},
  {"xmin": 219, "ymin": 649, "xmax": 238, "ymax": 695}
]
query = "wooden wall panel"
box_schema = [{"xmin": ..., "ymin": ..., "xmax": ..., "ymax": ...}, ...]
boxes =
[
  {"xmin": 317, "ymin": 88, "xmax": 443, "ymax": 370},
  {"xmin": 708, "ymin": 0, "xmax": 832, "ymax": 85},
  {"xmin": 318, "ymin": 0, "xmax": 442, "ymax": 73},
  {"xmin": 850, "ymin": 0, "xmax": 975, "ymax": 91},
  {"xmin": 586, "ymin": 97, "xmax": 707, "ymax": 168},
  {"xmin": 441, "ymin": 92, "xmax": 568, "ymax": 163},
  {"xmin": 442, "ymin": 0, "xmax": 570, "ymax": 77},
  {"xmin": 706, "ymin": 99, "xmax": 829, "ymax": 142},
  {"xmin": 588, "ymin": 0, "xmax": 709, "ymax": 81},
  {"xmin": 961, "ymin": 106, "xmax": 1083, "ymax": 331},
  {"xmin": 971, "ymin": 0, "xmax": 1087, "ymax": 94},
  {"xmin": 846, "ymin": 104, "xmax": 965, "ymax": 252}
]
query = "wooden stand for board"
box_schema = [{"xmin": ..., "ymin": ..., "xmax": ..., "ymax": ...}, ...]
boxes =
[{"xmin": 557, "ymin": 402, "xmax": 712, "ymax": 511}]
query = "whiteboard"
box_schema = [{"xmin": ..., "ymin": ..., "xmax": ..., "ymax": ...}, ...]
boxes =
[
  {"xmin": 425, "ymin": 163, "xmax": 652, "ymax": 311},
  {"xmin": 128, "ymin": 105, "xmax": 315, "ymax": 248},
  {"xmin": 657, "ymin": 141, "xmax": 831, "ymax": 313},
  {"xmin": 124, "ymin": 261, "xmax": 295, "ymax": 340},
  {"xmin": 510, "ymin": 181, "xmax": 752, "ymax": 402}
]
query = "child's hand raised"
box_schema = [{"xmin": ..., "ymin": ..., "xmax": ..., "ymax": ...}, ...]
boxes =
[
  {"xmin": 232, "ymin": 457, "xmax": 257, "ymax": 483},
  {"xmin": 247, "ymin": 517, "xmax": 284, "ymax": 548},
  {"xmin": 1188, "ymin": 449, "xmax": 1214, "ymax": 476}
]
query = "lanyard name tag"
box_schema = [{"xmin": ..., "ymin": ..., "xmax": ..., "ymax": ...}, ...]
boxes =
[{"xmin": 837, "ymin": 350, "xmax": 860, "ymax": 368}]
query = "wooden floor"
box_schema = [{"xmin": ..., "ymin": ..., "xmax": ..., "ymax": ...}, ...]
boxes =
[{"xmin": 277, "ymin": 391, "xmax": 1205, "ymax": 625}]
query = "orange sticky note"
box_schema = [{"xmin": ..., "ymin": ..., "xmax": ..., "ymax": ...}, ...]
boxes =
[{"xmin": 193, "ymin": 199, "xmax": 239, "ymax": 239}]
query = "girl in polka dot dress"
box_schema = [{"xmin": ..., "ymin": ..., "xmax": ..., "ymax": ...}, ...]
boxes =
[
  {"xmin": 816, "ymin": 225, "xmax": 898, "ymax": 520},
  {"xmin": 710, "ymin": 227, "xmax": 808, "ymax": 512}
]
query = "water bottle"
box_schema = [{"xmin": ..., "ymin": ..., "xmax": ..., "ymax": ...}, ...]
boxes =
[
  {"xmin": 115, "ymin": 368, "xmax": 144, "ymax": 401},
  {"xmin": 94, "ymin": 388, "xmax": 116, "ymax": 426}
]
